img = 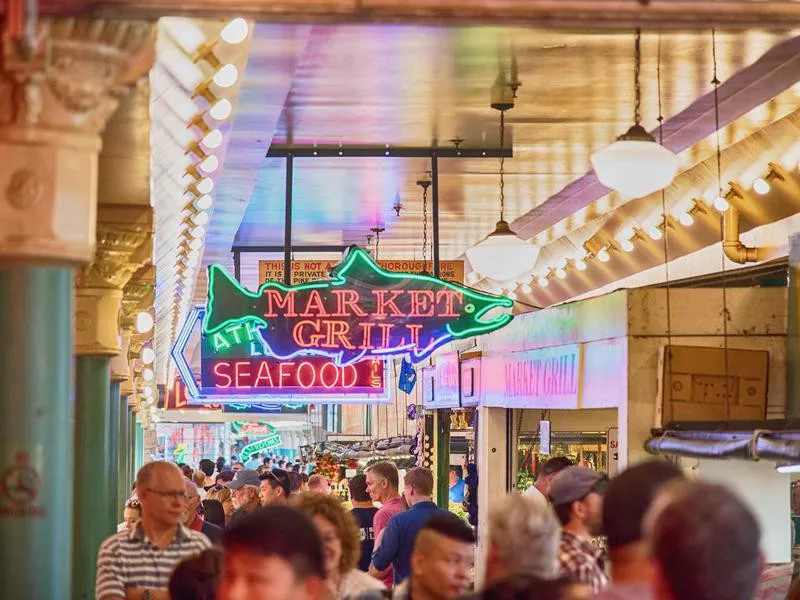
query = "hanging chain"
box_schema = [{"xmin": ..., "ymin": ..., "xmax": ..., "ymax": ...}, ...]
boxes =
[
  {"xmin": 634, "ymin": 28, "xmax": 642, "ymax": 125},
  {"xmin": 499, "ymin": 109, "xmax": 506, "ymax": 222},
  {"xmin": 711, "ymin": 28, "xmax": 732, "ymax": 421},
  {"xmin": 657, "ymin": 33, "xmax": 674, "ymax": 380},
  {"xmin": 422, "ymin": 184, "xmax": 429, "ymax": 264}
]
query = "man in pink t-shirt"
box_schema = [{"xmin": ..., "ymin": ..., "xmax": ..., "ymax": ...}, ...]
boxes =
[{"xmin": 366, "ymin": 461, "xmax": 405, "ymax": 588}]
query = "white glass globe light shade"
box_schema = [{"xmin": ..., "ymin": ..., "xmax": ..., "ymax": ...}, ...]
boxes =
[
  {"xmin": 221, "ymin": 18, "xmax": 249, "ymax": 44},
  {"xmin": 197, "ymin": 178, "xmax": 214, "ymax": 194},
  {"xmin": 194, "ymin": 195, "xmax": 213, "ymax": 211},
  {"xmin": 466, "ymin": 221, "xmax": 539, "ymax": 283},
  {"xmin": 538, "ymin": 277, "xmax": 549, "ymax": 288},
  {"xmin": 209, "ymin": 98, "xmax": 233, "ymax": 121},
  {"xmin": 714, "ymin": 196, "xmax": 730, "ymax": 212},
  {"xmin": 135, "ymin": 311, "xmax": 154, "ymax": 334},
  {"xmin": 620, "ymin": 238, "xmax": 635, "ymax": 252},
  {"xmin": 200, "ymin": 155, "xmax": 219, "ymax": 173},
  {"xmin": 679, "ymin": 212, "xmax": 694, "ymax": 226},
  {"xmin": 556, "ymin": 268, "xmax": 567, "ymax": 279},
  {"xmin": 648, "ymin": 226, "xmax": 663, "ymax": 240},
  {"xmin": 141, "ymin": 347, "xmax": 155, "ymax": 365},
  {"xmin": 597, "ymin": 248, "xmax": 611, "ymax": 263},
  {"xmin": 213, "ymin": 64, "xmax": 239, "ymax": 88},
  {"xmin": 575, "ymin": 259, "xmax": 587, "ymax": 271},
  {"xmin": 591, "ymin": 125, "xmax": 679, "ymax": 199},
  {"xmin": 753, "ymin": 177, "xmax": 770, "ymax": 195},
  {"xmin": 203, "ymin": 129, "xmax": 223, "ymax": 149},
  {"xmin": 192, "ymin": 211, "xmax": 210, "ymax": 226}
]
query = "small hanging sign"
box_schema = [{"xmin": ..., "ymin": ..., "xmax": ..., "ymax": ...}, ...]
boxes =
[{"xmin": 398, "ymin": 358, "xmax": 417, "ymax": 394}]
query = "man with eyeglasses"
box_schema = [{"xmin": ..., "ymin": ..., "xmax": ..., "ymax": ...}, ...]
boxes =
[
  {"xmin": 259, "ymin": 467, "xmax": 291, "ymax": 506},
  {"xmin": 96, "ymin": 461, "xmax": 211, "ymax": 600},
  {"xmin": 550, "ymin": 466, "xmax": 609, "ymax": 595}
]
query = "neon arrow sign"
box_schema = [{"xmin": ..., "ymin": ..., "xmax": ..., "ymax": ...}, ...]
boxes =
[{"xmin": 203, "ymin": 245, "xmax": 513, "ymax": 367}]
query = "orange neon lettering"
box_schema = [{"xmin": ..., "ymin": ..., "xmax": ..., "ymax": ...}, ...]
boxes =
[
  {"xmin": 342, "ymin": 364, "xmax": 357, "ymax": 389},
  {"xmin": 296, "ymin": 362, "xmax": 315, "ymax": 389},
  {"xmin": 331, "ymin": 290, "xmax": 367, "ymax": 317},
  {"xmin": 234, "ymin": 361, "xmax": 251, "ymax": 388},
  {"xmin": 320, "ymin": 362, "xmax": 339, "ymax": 389},
  {"xmin": 436, "ymin": 290, "xmax": 463, "ymax": 317},
  {"xmin": 358, "ymin": 322, "xmax": 375, "ymax": 350},
  {"xmin": 214, "ymin": 362, "xmax": 233, "ymax": 387},
  {"xmin": 254, "ymin": 361, "xmax": 274, "ymax": 387},
  {"xmin": 299, "ymin": 290, "xmax": 329, "ymax": 317},
  {"xmin": 409, "ymin": 290, "xmax": 435, "ymax": 317},
  {"xmin": 279, "ymin": 362, "xmax": 295, "ymax": 386},
  {"xmin": 378, "ymin": 323, "xmax": 393, "ymax": 348},
  {"xmin": 323, "ymin": 320, "xmax": 354, "ymax": 349},
  {"xmin": 293, "ymin": 320, "xmax": 325, "ymax": 348},
  {"xmin": 264, "ymin": 290, "xmax": 297, "ymax": 318},
  {"xmin": 372, "ymin": 290, "xmax": 405, "ymax": 317},
  {"xmin": 407, "ymin": 324, "xmax": 423, "ymax": 348}
]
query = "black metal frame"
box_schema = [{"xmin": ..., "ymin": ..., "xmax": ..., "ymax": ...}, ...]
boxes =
[{"xmin": 232, "ymin": 144, "xmax": 513, "ymax": 283}]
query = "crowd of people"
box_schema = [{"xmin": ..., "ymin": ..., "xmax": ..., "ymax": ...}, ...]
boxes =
[{"xmin": 94, "ymin": 454, "xmax": 770, "ymax": 600}]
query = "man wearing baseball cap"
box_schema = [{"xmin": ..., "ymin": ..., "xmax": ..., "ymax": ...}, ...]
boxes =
[
  {"xmin": 226, "ymin": 469, "xmax": 262, "ymax": 526},
  {"xmin": 549, "ymin": 466, "xmax": 609, "ymax": 594}
]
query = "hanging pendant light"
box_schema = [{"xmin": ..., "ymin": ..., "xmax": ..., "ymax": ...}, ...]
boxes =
[
  {"xmin": 591, "ymin": 29, "xmax": 679, "ymax": 199},
  {"xmin": 467, "ymin": 106, "xmax": 539, "ymax": 282}
]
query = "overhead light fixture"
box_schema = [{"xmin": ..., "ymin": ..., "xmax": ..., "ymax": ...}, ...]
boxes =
[
  {"xmin": 213, "ymin": 64, "xmax": 238, "ymax": 88},
  {"xmin": 162, "ymin": 18, "xmax": 206, "ymax": 55},
  {"xmin": 202, "ymin": 129, "xmax": 223, "ymax": 149},
  {"xmin": 221, "ymin": 18, "xmax": 249, "ymax": 44},
  {"xmin": 574, "ymin": 258, "xmax": 587, "ymax": 271},
  {"xmin": 192, "ymin": 211, "xmax": 210, "ymax": 226},
  {"xmin": 143, "ymin": 368, "xmax": 154, "ymax": 382},
  {"xmin": 466, "ymin": 102, "xmax": 539, "ymax": 282},
  {"xmin": 590, "ymin": 29, "xmax": 679, "ymax": 198},
  {"xmin": 209, "ymin": 98, "xmax": 233, "ymax": 121},
  {"xmin": 648, "ymin": 225, "xmax": 663, "ymax": 240},
  {"xmin": 776, "ymin": 463, "xmax": 800, "ymax": 474},
  {"xmin": 194, "ymin": 195, "xmax": 213, "ymax": 211},
  {"xmin": 713, "ymin": 196, "xmax": 730, "ymax": 212},
  {"xmin": 753, "ymin": 177, "xmax": 770, "ymax": 195},
  {"xmin": 679, "ymin": 211, "xmax": 694, "ymax": 226},
  {"xmin": 197, "ymin": 177, "xmax": 214, "ymax": 194},
  {"xmin": 200, "ymin": 155, "xmax": 219, "ymax": 173},
  {"xmin": 556, "ymin": 268, "xmax": 567, "ymax": 279},
  {"xmin": 141, "ymin": 347, "xmax": 156, "ymax": 365},
  {"xmin": 596, "ymin": 248, "xmax": 611, "ymax": 263},
  {"xmin": 135, "ymin": 311, "xmax": 154, "ymax": 334},
  {"xmin": 520, "ymin": 283, "xmax": 532, "ymax": 294},
  {"xmin": 538, "ymin": 277, "xmax": 549, "ymax": 288},
  {"xmin": 620, "ymin": 238, "xmax": 635, "ymax": 252},
  {"xmin": 189, "ymin": 237, "xmax": 203, "ymax": 250}
]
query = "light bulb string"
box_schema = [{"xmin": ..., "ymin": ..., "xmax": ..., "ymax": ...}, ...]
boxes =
[
  {"xmin": 634, "ymin": 28, "xmax": 642, "ymax": 126},
  {"xmin": 656, "ymin": 33, "xmax": 673, "ymax": 355},
  {"xmin": 499, "ymin": 109, "xmax": 506, "ymax": 222},
  {"xmin": 711, "ymin": 27, "xmax": 732, "ymax": 422}
]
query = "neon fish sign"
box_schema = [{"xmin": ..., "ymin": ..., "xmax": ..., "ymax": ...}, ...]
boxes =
[{"xmin": 203, "ymin": 246, "xmax": 513, "ymax": 366}]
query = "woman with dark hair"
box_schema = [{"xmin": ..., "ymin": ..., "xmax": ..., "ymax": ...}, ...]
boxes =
[
  {"xmin": 202, "ymin": 499, "xmax": 226, "ymax": 529},
  {"xmin": 169, "ymin": 548, "xmax": 223, "ymax": 600}
]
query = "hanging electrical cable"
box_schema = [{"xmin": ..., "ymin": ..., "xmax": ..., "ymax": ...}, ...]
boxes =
[
  {"xmin": 417, "ymin": 175, "xmax": 432, "ymax": 273},
  {"xmin": 711, "ymin": 29, "xmax": 732, "ymax": 421}
]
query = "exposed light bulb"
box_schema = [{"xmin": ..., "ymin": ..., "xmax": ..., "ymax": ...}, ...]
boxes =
[
  {"xmin": 191, "ymin": 224, "xmax": 206, "ymax": 238},
  {"xmin": 194, "ymin": 195, "xmax": 213, "ymax": 211},
  {"xmin": 202, "ymin": 129, "xmax": 223, "ymax": 149},
  {"xmin": 714, "ymin": 196, "xmax": 730, "ymax": 212},
  {"xmin": 556, "ymin": 268, "xmax": 567, "ymax": 279},
  {"xmin": 192, "ymin": 211, "xmax": 210, "ymax": 226},
  {"xmin": 213, "ymin": 64, "xmax": 239, "ymax": 88},
  {"xmin": 135, "ymin": 311, "xmax": 154, "ymax": 334},
  {"xmin": 620, "ymin": 238, "xmax": 635, "ymax": 252},
  {"xmin": 679, "ymin": 212, "xmax": 694, "ymax": 226},
  {"xmin": 575, "ymin": 259, "xmax": 587, "ymax": 271},
  {"xmin": 597, "ymin": 248, "xmax": 610, "ymax": 262},
  {"xmin": 143, "ymin": 386, "xmax": 154, "ymax": 398},
  {"xmin": 200, "ymin": 155, "xmax": 219, "ymax": 173},
  {"xmin": 187, "ymin": 252, "xmax": 199, "ymax": 267},
  {"xmin": 189, "ymin": 237, "xmax": 203, "ymax": 250},
  {"xmin": 209, "ymin": 98, "xmax": 233, "ymax": 121},
  {"xmin": 221, "ymin": 18, "xmax": 249, "ymax": 44},
  {"xmin": 521, "ymin": 283, "xmax": 532, "ymax": 294},
  {"xmin": 141, "ymin": 347, "xmax": 155, "ymax": 365},
  {"xmin": 648, "ymin": 226, "xmax": 663, "ymax": 240},
  {"xmin": 197, "ymin": 178, "xmax": 214, "ymax": 194},
  {"xmin": 538, "ymin": 277, "xmax": 549, "ymax": 288},
  {"xmin": 753, "ymin": 177, "xmax": 770, "ymax": 195}
]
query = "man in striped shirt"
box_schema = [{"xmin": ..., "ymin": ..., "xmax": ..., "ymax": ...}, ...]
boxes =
[{"xmin": 96, "ymin": 461, "xmax": 211, "ymax": 600}]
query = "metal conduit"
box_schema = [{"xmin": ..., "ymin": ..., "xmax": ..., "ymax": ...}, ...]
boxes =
[{"xmin": 645, "ymin": 428, "xmax": 800, "ymax": 461}]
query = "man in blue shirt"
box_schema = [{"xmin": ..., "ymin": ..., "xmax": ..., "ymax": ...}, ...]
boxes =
[
  {"xmin": 448, "ymin": 466, "xmax": 466, "ymax": 504},
  {"xmin": 370, "ymin": 467, "xmax": 450, "ymax": 585}
]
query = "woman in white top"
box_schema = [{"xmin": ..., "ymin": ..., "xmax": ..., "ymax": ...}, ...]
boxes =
[{"xmin": 292, "ymin": 491, "xmax": 385, "ymax": 600}]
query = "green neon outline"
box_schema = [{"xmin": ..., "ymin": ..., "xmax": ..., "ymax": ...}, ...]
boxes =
[
  {"xmin": 240, "ymin": 433, "xmax": 282, "ymax": 463},
  {"xmin": 464, "ymin": 304, "xmax": 475, "ymax": 313},
  {"xmin": 203, "ymin": 246, "xmax": 513, "ymax": 343}
]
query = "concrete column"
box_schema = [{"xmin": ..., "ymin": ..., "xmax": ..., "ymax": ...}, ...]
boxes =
[
  {"xmin": 475, "ymin": 406, "xmax": 509, "ymax": 587},
  {"xmin": 0, "ymin": 18, "xmax": 152, "ymax": 598}
]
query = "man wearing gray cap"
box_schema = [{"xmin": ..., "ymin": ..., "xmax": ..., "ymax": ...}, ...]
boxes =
[
  {"xmin": 226, "ymin": 469, "xmax": 262, "ymax": 526},
  {"xmin": 549, "ymin": 466, "xmax": 609, "ymax": 594}
]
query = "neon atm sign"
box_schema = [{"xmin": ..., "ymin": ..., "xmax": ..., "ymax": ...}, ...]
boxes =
[{"xmin": 203, "ymin": 245, "xmax": 513, "ymax": 366}]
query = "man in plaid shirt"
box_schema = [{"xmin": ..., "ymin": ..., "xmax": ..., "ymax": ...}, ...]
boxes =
[{"xmin": 549, "ymin": 466, "xmax": 609, "ymax": 594}]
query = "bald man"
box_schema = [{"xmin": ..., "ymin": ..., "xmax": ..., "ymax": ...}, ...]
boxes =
[
  {"xmin": 96, "ymin": 461, "xmax": 211, "ymax": 600},
  {"xmin": 401, "ymin": 514, "xmax": 475, "ymax": 600}
]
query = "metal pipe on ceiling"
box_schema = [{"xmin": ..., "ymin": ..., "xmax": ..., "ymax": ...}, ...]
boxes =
[
  {"xmin": 645, "ymin": 426, "xmax": 800, "ymax": 461},
  {"xmin": 284, "ymin": 155, "xmax": 293, "ymax": 286}
]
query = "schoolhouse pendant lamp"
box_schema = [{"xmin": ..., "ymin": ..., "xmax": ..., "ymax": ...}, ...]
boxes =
[
  {"xmin": 467, "ymin": 84, "xmax": 539, "ymax": 283},
  {"xmin": 590, "ymin": 29, "xmax": 679, "ymax": 199}
]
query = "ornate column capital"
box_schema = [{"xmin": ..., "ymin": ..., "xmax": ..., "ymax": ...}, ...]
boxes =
[
  {"xmin": 76, "ymin": 205, "xmax": 153, "ymax": 356},
  {"xmin": 0, "ymin": 18, "xmax": 154, "ymax": 266}
]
